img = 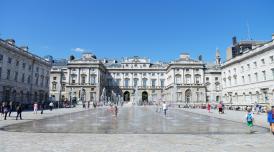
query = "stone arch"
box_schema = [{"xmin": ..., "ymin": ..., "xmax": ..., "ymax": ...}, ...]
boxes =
[
  {"xmin": 185, "ymin": 89, "xmax": 192, "ymax": 103},
  {"xmin": 142, "ymin": 91, "xmax": 148, "ymax": 102},
  {"xmin": 123, "ymin": 91, "xmax": 130, "ymax": 102}
]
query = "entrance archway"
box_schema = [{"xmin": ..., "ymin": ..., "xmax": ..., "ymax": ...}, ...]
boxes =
[
  {"xmin": 123, "ymin": 91, "xmax": 130, "ymax": 101},
  {"xmin": 142, "ymin": 91, "xmax": 148, "ymax": 103},
  {"xmin": 185, "ymin": 89, "xmax": 191, "ymax": 103}
]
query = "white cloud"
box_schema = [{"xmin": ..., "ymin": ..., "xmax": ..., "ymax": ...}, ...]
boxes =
[{"xmin": 73, "ymin": 48, "xmax": 85, "ymax": 52}]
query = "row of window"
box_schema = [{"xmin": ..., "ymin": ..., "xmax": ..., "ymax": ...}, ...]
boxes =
[
  {"xmin": 175, "ymin": 75, "xmax": 201, "ymax": 84},
  {"xmin": 223, "ymin": 69, "xmax": 274, "ymax": 87},
  {"xmin": 224, "ymin": 55, "xmax": 274, "ymax": 75},
  {"xmin": 109, "ymin": 78, "xmax": 165, "ymax": 88},
  {"xmin": 0, "ymin": 53, "xmax": 49, "ymax": 75},
  {"xmin": 0, "ymin": 67, "xmax": 49, "ymax": 87},
  {"xmin": 111, "ymin": 72, "xmax": 165, "ymax": 77}
]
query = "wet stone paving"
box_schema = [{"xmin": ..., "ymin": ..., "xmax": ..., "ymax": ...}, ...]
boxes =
[{"xmin": 1, "ymin": 107, "xmax": 268, "ymax": 134}]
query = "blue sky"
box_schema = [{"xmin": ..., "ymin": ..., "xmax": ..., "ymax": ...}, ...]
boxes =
[{"xmin": 1, "ymin": 0, "xmax": 274, "ymax": 62}]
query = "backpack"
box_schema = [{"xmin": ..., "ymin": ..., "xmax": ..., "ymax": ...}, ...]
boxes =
[{"xmin": 247, "ymin": 113, "xmax": 253, "ymax": 122}]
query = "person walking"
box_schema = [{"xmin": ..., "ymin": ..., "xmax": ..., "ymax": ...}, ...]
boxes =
[
  {"xmin": 246, "ymin": 107, "xmax": 254, "ymax": 133},
  {"xmin": 3, "ymin": 102, "xmax": 8, "ymax": 120},
  {"xmin": 40, "ymin": 102, "xmax": 44, "ymax": 114},
  {"xmin": 207, "ymin": 102, "xmax": 211, "ymax": 113},
  {"xmin": 16, "ymin": 104, "xmax": 22, "ymax": 120},
  {"xmin": 8, "ymin": 101, "xmax": 13, "ymax": 117},
  {"xmin": 0, "ymin": 102, "xmax": 4, "ymax": 116},
  {"xmin": 162, "ymin": 101, "xmax": 167, "ymax": 116},
  {"xmin": 33, "ymin": 102, "xmax": 38, "ymax": 114},
  {"xmin": 49, "ymin": 101, "xmax": 54, "ymax": 111},
  {"xmin": 218, "ymin": 102, "xmax": 223, "ymax": 114}
]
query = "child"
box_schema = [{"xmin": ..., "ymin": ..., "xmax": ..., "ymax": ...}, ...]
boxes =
[
  {"xmin": 114, "ymin": 106, "xmax": 118, "ymax": 117},
  {"xmin": 246, "ymin": 108, "xmax": 254, "ymax": 133},
  {"xmin": 267, "ymin": 105, "xmax": 274, "ymax": 134}
]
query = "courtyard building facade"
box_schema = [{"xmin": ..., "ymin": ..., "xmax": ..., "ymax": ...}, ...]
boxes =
[
  {"xmin": 50, "ymin": 52, "xmax": 221, "ymax": 104},
  {"xmin": 0, "ymin": 38, "xmax": 52, "ymax": 105},
  {"xmin": 222, "ymin": 34, "xmax": 274, "ymax": 105}
]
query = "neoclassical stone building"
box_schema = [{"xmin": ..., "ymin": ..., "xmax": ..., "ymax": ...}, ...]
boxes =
[
  {"xmin": 50, "ymin": 52, "xmax": 222, "ymax": 104},
  {"xmin": 0, "ymin": 38, "xmax": 51, "ymax": 104},
  {"xmin": 222, "ymin": 34, "xmax": 274, "ymax": 105}
]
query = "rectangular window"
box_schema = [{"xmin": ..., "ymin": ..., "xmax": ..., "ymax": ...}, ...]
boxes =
[
  {"xmin": 28, "ymin": 75, "xmax": 31, "ymax": 84},
  {"xmin": 91, "ymin": 76, "xmax": 96, "ymax": 85},
  {"xmin": 22, "ymin": 63, "xmax": 26, "ymax": 69},
  {"xmin": 206, "ymin": 77, "xmax": 209, "ymax": 81},
  {"xmin": 14, "ymin": 71, "xmax": 18, "ymax": 81},
  {"xmin": 81, "ymin": 76, "xmax": 86, "ymax": 84},
  {"xmin": 241, "ymin": 66, "xmax": 244, "ymax": 72},
  {"xmin": 61, "ymin": 84, "xmax": 65, "ymax": 91},
  {"xmin": 28, "ymin": 65, "xmax": 32, "ymax": 71},
  {"xmin": 242, "ymin": 76, "xmax": 245, "ymax": 84},
  {"xmin": 248, "ymin": 74, "xmax": 251, "ymax": 83},
  {"xmin": 253, "ymin": 62, "xmax": 257, "ymax": 68},
  {"xmin": 262, "ymin": 71, "xmax": 266, "ymax": 81},
  {"xmin": 151, "ymin": 79, "xmax": 156, "ymax": 88},
  {"xmin": 0, "ymin": 54, "xmax": 3, "ymax": 62},
  {"xmin": 143, "ymin": 79, "xmax": 147, "ymax": 87},
  {"xmin": 0, "ymin": 67, "xmax": 2, "ymax": 79},
  {"xmin": 134, "ymin": 79, "xmax": 138, "ymax": 87},
  {"xmin": 16, "ymin": 60, "xmax": 19, "ymax": 66},
  {"xmin": 8, "ymin": 57, "xmax": 12, "ymax": 64},
  {"xmin": 62, "ymin": 76, "xmax": 66, "ymax": 80},
  {"xmin": 7, "ymin": 69, "xmax": 10, "ymax": 80},
  {"xmin": 254, "ymin": 73, "xmax": 258, "ymax": 82},
  {"xmin": 247, "ymin": 64, "xmax": 250, "ymax": 70},
  {"xmin": 160, "ymin": 79, "xmax": 165, "ymax": 87},
  {"xmin": 125, "ymin": 79, "xmax": 129, "ymax": 87},
  {"xmin": 115, "ymin": 79, "xmax": 120, "ymax": 86},
  {"xmin": 52, "ymin": 83, "xmax": 57, "ymax": 90},
  {"xmin": 53, "ymin": 77, "xmax": 57, "ymax": 80},
  {"xmin": 21, "ymin": 73, "xmax": 25, "ymax": 83},
  {"xmin": 215, "ymin": 77, "xmax": 218, "ymax": 81}
]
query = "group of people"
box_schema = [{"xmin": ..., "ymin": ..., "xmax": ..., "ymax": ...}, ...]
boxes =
[
  {"xmin": 1, "ymin": 101, "xmax": 23, "ymax": 120},
  {"xmin": 33, "ymin": 101, "xmax": 55, "ymax": 114},
  {"xmin": 155, "ymin": 101, "xmax": 168, "ymax": 116}
]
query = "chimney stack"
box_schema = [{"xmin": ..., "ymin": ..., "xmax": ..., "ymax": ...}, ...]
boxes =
[
  {"xmin": 232, "ymin": 36, "xmax": 237, "ymax": 45},
  {"xmin": 272, "ymin": 33, "xmax": 274, "ymax": 40},
  {"xmin": 5, "ymin": 39, "xmax": 15, "ymax": 45}
]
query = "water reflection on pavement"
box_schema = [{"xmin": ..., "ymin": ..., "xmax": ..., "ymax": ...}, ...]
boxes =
[{"xmin": 1, "ymin": 107, "xmax": 268, "ymax": 134}]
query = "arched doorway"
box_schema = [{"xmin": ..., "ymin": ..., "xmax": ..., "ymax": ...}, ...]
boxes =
[
  {"xmin": 185, "ymin": 89, "xmax": 191, "ymax": 103},
  {"xmin": 123, "ymin": 91, "xmax": 130, "ymax": 102},
  {"xmin": 142, "ymin": 91, "xmax": 148, "ymax": 103}
]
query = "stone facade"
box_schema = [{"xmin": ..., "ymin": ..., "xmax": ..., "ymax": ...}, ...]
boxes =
[
  {"xmin": 50, "ymin": 52, "xmax": 221, "ymax": 104},
  {"xmin": 221, "ymin": 34, "xmax": 274, "ymax": 105},
  {"xmin": 0, "ymin": 39, "xmax": 51, "ymax": 104}
]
